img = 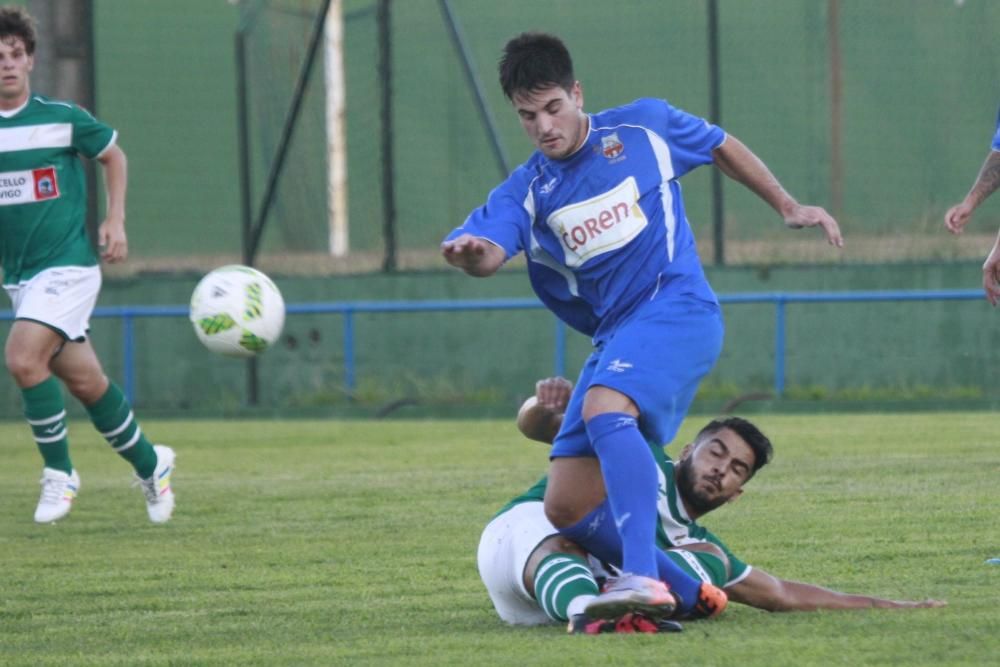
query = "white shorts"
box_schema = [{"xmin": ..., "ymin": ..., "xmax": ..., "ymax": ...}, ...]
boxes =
[
  {"xmin": 477, "ymin": 501, "xmax": 560, "ymax": 626},
  {"xmin": 3, "ymin": 265, "xmax": 101, "ymax": 342}
]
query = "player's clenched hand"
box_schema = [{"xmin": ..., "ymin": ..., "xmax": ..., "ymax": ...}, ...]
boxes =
[
  {"xmin": 784, "ymin": 204, "xmax": 844, "ymax": 248},
  {"xmin": 98, "ymin": 218, "xmax": 128, "ymax": 263},
  {"xmin": 944, "ymin": 201, "xmax": 974, "ymax": 235},
  {"xmin": 535, "ymin": 376, "xmax": 573, "ymax": 413}
]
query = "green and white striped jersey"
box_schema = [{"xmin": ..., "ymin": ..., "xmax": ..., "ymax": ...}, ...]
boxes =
[
  {"xmin": 650, "ymin": 445, "xmax": 750, "ymax": 586},
  {"xmin": 495, "ymin": 447, "xmax": 751, "ymax": 587},
  {"xmin": 0, "ymin": 94, "xmax": 115, "ymax": 284}
]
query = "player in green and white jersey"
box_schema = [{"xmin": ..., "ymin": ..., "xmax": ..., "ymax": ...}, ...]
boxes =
[
  {"xmin": 0, "ymin": 6, "xmax": 175, "ymax": 524},
  {"xmin": 477, "ymin": 378, "xmax": 945, "ymax": 633}
]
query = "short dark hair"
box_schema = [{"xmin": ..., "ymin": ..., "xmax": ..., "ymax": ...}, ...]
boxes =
[
  {"xmin": 498, "ymin": 32, "xmax": 574, "ymax": 101},
  {"xmin": 695, "ymin": 416, "xmax": 773, "ymax": 477},
  {"xmin": 0, "ymin": 4, "xmax": 37, "ymax": 55}
]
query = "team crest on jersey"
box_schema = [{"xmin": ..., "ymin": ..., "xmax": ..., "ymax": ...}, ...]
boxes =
[
  {"xmin": 33, "ymin": 167, "xmax": 59, "ymax": 200},
  {"xmin": 601, "ymin": 133, "xmax": 624, "ymax": 160}
]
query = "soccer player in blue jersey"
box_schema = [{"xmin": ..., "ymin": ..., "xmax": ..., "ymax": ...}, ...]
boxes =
[
  {"xmin": 443, "ymin": 32, "xmax": 843, "ymax": 621},
  {"xmin": 0, "ymin": 6, "xmax": 175, "ymax": 524},
  {"xmin": 944, "ymin": 106, "xmax": 1000, "ymax": 305}
]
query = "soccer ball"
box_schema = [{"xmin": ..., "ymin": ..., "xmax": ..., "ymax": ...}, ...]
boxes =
[{"xmin": 189, "ymin": 265, "xmax": 285, "ymax": 357}]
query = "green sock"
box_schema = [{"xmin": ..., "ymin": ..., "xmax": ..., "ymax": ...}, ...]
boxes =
[
  {"xmin": 533, "ymin": 553, "xmax": 600, "ymax": 622},
  {"xmin": 22, "ymin": 376, "xmax": 73, "ymax": 473},
  {"xmin": 86, "ymin": 382, "xmax": 157, "ymax": 478}
]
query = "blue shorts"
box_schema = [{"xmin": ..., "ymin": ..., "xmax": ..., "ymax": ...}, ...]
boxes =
[{"xmin": 551, "ymin": 294, "xmax": 724, "ymax": 457}]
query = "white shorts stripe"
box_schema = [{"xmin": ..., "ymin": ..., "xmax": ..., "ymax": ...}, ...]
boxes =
[{"xmin": 27, "ymin": 410, "xmax": 67, "ymax": 426}]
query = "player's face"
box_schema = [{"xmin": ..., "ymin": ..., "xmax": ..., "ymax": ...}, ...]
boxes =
[
  {"xmin": 511, "ymin": 83, "xmax": 586, "ymax": 160},
  {"xmin": 0, "ymin": 35, "xmax": 32, "ymax": 109},
  {"xmin": 675, "ymin": 428, "xmax": 755, "ymax": 515}
]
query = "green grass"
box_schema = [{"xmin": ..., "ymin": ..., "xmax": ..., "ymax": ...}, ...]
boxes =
[{"xmin": 0, "ymin": 414, "xmax": 997, "ymax": 666}]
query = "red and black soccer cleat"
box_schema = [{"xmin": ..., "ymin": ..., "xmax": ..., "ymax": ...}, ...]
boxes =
[{"xmin": 567, "ymin": 612, "xmax": 684, "ymax": 635}]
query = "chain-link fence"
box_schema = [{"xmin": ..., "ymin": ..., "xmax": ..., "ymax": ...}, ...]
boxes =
[
  {"xmin": 260, "ymin": 0, "xmax": 1000, "ymax": 270},
  {"xmin": 88, "ymin": 0, "xmax": 999, "ymax": 275}
]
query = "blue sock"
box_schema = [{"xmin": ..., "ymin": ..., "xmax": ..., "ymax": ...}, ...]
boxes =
[
  {"xmin": 557, "ymin": 500, "xmax": 623, "ymax": 566},
  {"xmin": 654, "ymin": 550, "xmax": 701, "ymax": 615},
  {"xmin": 586, "ymin": 412, "xmax": 660, "ymax": 578},
  {"xmin": 559, "ymin": 498, "xmax": 703, "ymax": 615}
]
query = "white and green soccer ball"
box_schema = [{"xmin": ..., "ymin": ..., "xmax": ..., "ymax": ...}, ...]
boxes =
[{"xmin": 190, "ymin": 265, "xmax": 285, "ymax": 358}]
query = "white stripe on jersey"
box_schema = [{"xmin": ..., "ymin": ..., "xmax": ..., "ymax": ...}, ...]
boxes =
[
  {"xmin": 525, "ymin": 183, "xmax": 581, "ymax": 296},
  {"xmin": 644, "ymin": 129, "xmax": 677, "ymax": 262},
  {"xmin": 0, "ymin": 123, "xmax": 73, "ymax": 153},
  {"xmin": 673, "ymin": 549, "xmax": 713, "ymax": 583},
  {"xmin": 34, "ymin": 96, "xmax": 75, "ymax": 111},
  {"xmin": 590, "ymin": 120, "xmax": 678, "ymax": 262}
]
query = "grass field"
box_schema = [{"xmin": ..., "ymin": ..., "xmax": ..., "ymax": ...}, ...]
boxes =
[{"xmin": 0, "ymin": 413, "xmax": 997, "ymax": 666}]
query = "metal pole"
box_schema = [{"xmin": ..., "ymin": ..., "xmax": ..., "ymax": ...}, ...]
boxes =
[
  {"xmin": 707, "ymin": 0, "xmax": 725, "ymax": 265},
  {"xmin": 235, "ymin": 30, "xmax": 253, "ymax": 265},
  {"xmin": 828, "ymin": 0, "xmax": 843, "ymax": 219},
  {"xmin": 378, "ymin": 0, "xmax": 397, "ymax": 272},
  {"xmin": 343, "ymin": 310, "xmax": 356, "ymax": 395},
  {"xmin": 122, "ymin": 315, "xmax": 135, "ymax": 405},
  {"xmin": 774, "ymin": 299, "xmax": 786, "ymax": 398},
  {"xmin": 554, "ymin": 319, "xmax": 566, "ymax": 378},
  {"xmin": 234, "ymin": 26, "xmax": 258, "ymax": 405},
  {"xmin": 324, "ymin": 0, "xmax": 349, "ymax": 256},
  {"xmin": 246, "ymin": 0, "xmax": 334, "ymax": 263},
  {"xmin": 438, "ymin": 0, "xmax": 510, "ymax": 177}
]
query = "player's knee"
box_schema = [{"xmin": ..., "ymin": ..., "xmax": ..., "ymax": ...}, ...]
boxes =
[
  {"xmin": 63, "ymin": 372, "xmax": 108, "ymax": 404},
  {"xmin": 581, "ymin": 385, "xmax": 637, "ymax": 422},
  {"xmin": 4, "ymin": 347, "xmax": 47, "ymax": 386},
  {"xmin": 544, "ymin": 494, "xmax": 585, "ymax": 528}
]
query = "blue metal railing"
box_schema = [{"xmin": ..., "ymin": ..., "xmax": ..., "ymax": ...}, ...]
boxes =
[{"xmin": 0, "ymin": 290, "xmax": 986, "ymax": 404}]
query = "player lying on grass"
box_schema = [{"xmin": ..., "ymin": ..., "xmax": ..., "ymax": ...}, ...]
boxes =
[{"xmin": 477, "ymin": 378, "xmax": 946, "ymax": 634}]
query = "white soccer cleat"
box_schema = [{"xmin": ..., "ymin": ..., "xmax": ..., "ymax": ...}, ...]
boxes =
[
  {"xmin": 136, "ymin": 445, "xmax": 176, "ymax": 523},
  {"xmin": 584, "ymin": 573, "xmax": 678, "ymax": 622},
  {"xmin": 34, "ymin": 468, "xmax": 81, "ymax": 523}
]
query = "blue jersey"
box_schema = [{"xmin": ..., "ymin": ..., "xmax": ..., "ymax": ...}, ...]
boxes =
[
  {"xmin": 446, "ymin": 98, "xmax": 725, "ymax": 342},
  {"xmin": 993, "ymin": 106, "xmax": 1000, "ymax": 151}
]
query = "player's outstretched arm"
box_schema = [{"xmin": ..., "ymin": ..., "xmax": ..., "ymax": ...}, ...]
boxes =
[
  {"xmin": 712, "ymin": 135, "xmax": 843, "ymax": 248},
  {"xmin": 726, "ymin": 567, "xmax": 946, "ymax": 612},
  {"xmin": 441, "ymin": 233, "xmax": 506, "ymax": 277},
  {"xmin": 96, "ymin": 144, "xmax": 129, "ymax": 263},
  {"xmin": 945, "ymin": 150, "xmax": 1000, "ymax": 235}
]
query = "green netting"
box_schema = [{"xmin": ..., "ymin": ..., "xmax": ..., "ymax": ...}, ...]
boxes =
[{"xmin": 93, "ymin": 0, "xmax": 1000, "ymax": 271}]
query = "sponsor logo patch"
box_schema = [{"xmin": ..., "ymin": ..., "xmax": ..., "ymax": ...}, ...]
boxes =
[
  {"xmin": 546, "ymin": 177, "xmax": 647, "ymax": 268},
  {"xmin": 0, "ymin": 166, "xmax": 60, "ymax": 206},
  {"xmin": 33, "ymin": 167, "xmax": 59, "ymax": 200}
]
